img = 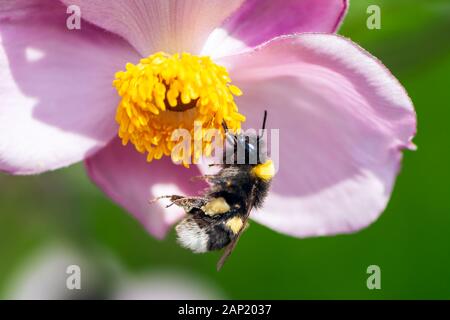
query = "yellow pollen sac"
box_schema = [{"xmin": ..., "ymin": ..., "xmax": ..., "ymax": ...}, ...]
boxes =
[
  {"xmin": 252, "ymin": 159, "xmax": 275, "ymax": 181},
  {"xmin": 113, "ymin": 52, "xmax": 245, "ymax": 166}
]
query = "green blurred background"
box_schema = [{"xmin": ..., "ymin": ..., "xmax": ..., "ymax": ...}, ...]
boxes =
[{"xmin": 1, "ymin": 0, "xmax": 449, "ymax": 299}]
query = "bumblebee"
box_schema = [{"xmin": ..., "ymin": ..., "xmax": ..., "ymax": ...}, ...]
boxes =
[{"xmin": 154, "ymin": 111, "xmax": 275, "ymax": 270}]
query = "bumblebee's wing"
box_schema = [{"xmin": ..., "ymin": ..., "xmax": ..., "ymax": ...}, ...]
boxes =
[{"xmin": 216, "ymin": 185, "xmax": 256, "ymax": 271}]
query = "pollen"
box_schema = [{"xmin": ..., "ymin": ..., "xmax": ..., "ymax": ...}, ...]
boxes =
[
  {"xmin": 252, "ymin": 159, "xmax": 275, "ymax": 181},
  {"xmin": 113, "ymin": 52, "xmax": 245, "ymax": 165},
  {"xmin": 226, "ymin": 216, "xmax": 244, "ymax": 235}
]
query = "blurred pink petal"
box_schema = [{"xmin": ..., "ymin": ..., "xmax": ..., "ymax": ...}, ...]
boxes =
[
  {"xmin": 5, "ymin": 246, "xmax": 101, "ymax": 300},
  {"xmin": 203, "ymin": 0, "xmax": 348, "ymax": 57},
  {"xmin": 6, "ymin": 245, "xmax": 225, "ymax": 300},
  {"xmin": 0, "ymin": 0, "xmax": 139, "ymax": 174},
  {"xmin": 115, "ymin": 271, "xmax": 225, "ymax": 300},
  {"xmin": 60, "ymin": 0, "xmax": 244, "ymax": 56},
  {"xmin": 219, "ymin": 34, "xmax": 416, "ymax": 237},
  {"xmin": 85, "ymin": 138, "xmax": 207, "ymax": 239}
]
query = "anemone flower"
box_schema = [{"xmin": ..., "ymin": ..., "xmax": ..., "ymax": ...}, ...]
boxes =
[{"xmin": 0, "ymin": 1, "xmax": 416, "ymax": 240}]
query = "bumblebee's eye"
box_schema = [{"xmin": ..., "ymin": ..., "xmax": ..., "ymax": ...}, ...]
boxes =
[
  {"xmin": 236, "ymin": 135, "xmax": 247, "ymax": 146},
  {"xmin": 225, "ymin": 132, "xmax": 236, "ymax": 146},
  {"xmin": 246, "ymin": 142, "xmax": 256, "ymax": 153},
  {"xmin": 244, "ymin": 138, "xmax": 260, "ymax": 165},
  {"xmin": 223, "ymin": 133, "xmax": 266, "ymax": 165}
]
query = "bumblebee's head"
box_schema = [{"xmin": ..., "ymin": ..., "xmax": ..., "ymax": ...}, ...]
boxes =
[{"xmin": 222, "ymin": 111, "xmax": 269, "ymax": 165}]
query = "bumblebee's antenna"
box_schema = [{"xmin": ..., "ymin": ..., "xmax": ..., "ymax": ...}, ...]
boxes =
[
  {"xmin": 261, "ymin": 110, "xmax": 268, "ymax": 131},
  {"xmin": 222, "ymin": 120, "xmax": 237, "ymax": 145},
  {"xmin": 255, "ymin": 110, "xmax": 268, "ymax": 164},
  {"xmin": 258, "ymin": 110, "xmax": 268, "ymax": 141},
  {"xmin": 221, "ymin": 120, "xmax": 229, "ymax": 132}
]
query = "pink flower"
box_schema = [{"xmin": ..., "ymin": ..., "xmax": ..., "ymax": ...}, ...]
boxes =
[{"xmin": 0, "ymin": 1, "xmax": 416, "ymax": 239}]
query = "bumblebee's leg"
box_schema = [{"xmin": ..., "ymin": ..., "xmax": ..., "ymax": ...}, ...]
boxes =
[
  {"xmin": 190, "ymin": 174, "xmax": 218, "ymax": 183},
  {"xmin": 150, "ymin": 195, "xmax": 209, "ymax": 212},
  {"xmin": 148, "ymin": 195, "xmax": 184, "ymax": 207},
  {"xmin": 200, "ymin": 197, "xmax": 232, "ymax": 216},
  {"xmin": 171, "ymin": 196, "xmax": 209, "ymax": 212}
]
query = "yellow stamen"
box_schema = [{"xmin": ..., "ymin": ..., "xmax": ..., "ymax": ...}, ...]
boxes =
[{"xmin": 113, "ymin": 52, "xmax": 245, "ymax": 165}]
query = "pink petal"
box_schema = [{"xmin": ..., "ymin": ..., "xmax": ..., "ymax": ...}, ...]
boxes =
[
  {"xmin": 203, "ymin": 0, "xmax": 348, "ymax": 58},
  {"xmin": 0, "ymin": 0, "xmax": 139, "ymax": 174},
  {"xmin": 85, "ymin": 138, "xmax": 207, "ymax": 239},
  {"xmin": 60, "ymin": 0, "xmax": 245, "ymax": 56},
  {"xmin": 114, "ymin": 271, "xmax": 225, "ymax": 300},
  {"xmin": 219, "ymin": 34, "xmax": 416, "ymax": 237}
]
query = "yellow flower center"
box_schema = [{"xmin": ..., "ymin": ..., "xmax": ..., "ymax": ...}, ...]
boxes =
[{"xmin": 113, "ymin": 52, "xmax": 245, "ymax": 165}]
